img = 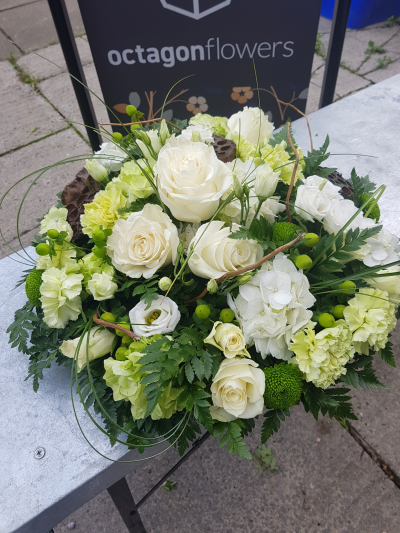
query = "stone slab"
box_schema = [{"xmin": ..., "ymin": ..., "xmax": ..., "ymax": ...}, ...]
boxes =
[
  {"xmin": 364, "ymin": 58, "xmax": 400, "ymax": 83},
  {"xmin": 311, "ymin": 62, "xmax": 371, "ymax": 98},
  {"xmin": 318, "ymin": 16, "xmax": 332, "ymax": 34},
  {"xmin": 0, "ymin": 27, "xmax": 22, "ymax": 60},
  {"xmin": 38, "ymin": 63, "xmax": 113, "ymax": 140},
  {"xmin": 305, "ymin": 81, "xmax": 321, "ymax": 115},
  {"xmin": 0, "ymin": 61, "xmax": 65, "ymax": 155},
  {"xmin": 292, "ymin": 74, "xmax": 400, "ymax": 237},
  {"xmin": 350, "ymin": 323, "xmax": 400, "ymax": 478},
  {"xmin": 17, "ymin": 37, "xmax": 93, "ymax": 81},
  {"xmin": 0, "ymin": 0, "xmax": 84, "ymax": 52},
  {"xmin": 311, "ymin": 52, "xmax": 325, "ymax": 75},
  {"xmin": 54, "ymin": 408, "xmax": 400, "ymax": 533},
  {"xmin": 0, "ymin": 129, "xmax": 90, "ymax": 257},
  {"xmin": 0, "ymin": 0, "xmax": 39, "ymax": 10}
]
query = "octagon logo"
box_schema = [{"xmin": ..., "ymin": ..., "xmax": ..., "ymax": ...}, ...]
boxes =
[{"xmin": 160, "ymin": 0, "xmax": 232, "ymax": 20}]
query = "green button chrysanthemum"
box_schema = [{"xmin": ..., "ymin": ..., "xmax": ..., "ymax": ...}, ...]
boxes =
[
  {"xmin": 25, "ymin": 269, "xmax": 44, "ymax": 307},
  {"xmin": 272, "ymin": 222, "xmax": 301, "ymax": 243},
  {"xmin": 264, "ymin": 363, "xmax": 304, "ymax": 410}
]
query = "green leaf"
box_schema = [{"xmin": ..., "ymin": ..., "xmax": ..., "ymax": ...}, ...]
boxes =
[
  {"xmin": 215, "ymin": 421, "xmax": 252, "ymax": 460},
  {"xmin": 185, "ymin": 362, "xmax": 194, "ymax": 383},
  {"xmin": 202, "ymin": 351, "xmax": 213, "ymax": 380},
  {"xmin": 261, "ymin": 409, "xmax": 290, "ymax": 443},
  {"xmin": 378, "ymin": 340, "xmax": 396, "ymax": 367},
  {"xmin": 192, "ymin": 356, "xmax": 205, "ymax": 380}
]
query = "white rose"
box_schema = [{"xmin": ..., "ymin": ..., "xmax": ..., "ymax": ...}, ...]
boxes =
[
  {"xmin": 209, "ymin": 405, "xmax": 236, "ymax": 422},
  {"xmin": 181, "ymin": 125, "xmax": 214, "ymax": 143},
  {"xmin": 87, "ymin": 272, "xmax": 118, "ymax": 301},
  {"xmin": 129, "ymin": 295, "xmax": 180, "ymax": 337},
  {"xmin": 227, "ymin": 107, "xmax": 274, "ymax": 145},
  {"xmin": 188, "ymin": 221, "xmax": 262, "ymax": 279},
  {"xmin": 94, "ymin": 142, "xmax": 126, "ymax": 172},
  {"xmin": 60, "ymin": 326, "xmax": 116, "ymax": 372},
  {"xmin": 85, "ymin": 159, "xmax": 109, "ymax": 185},
  {"xmin": 107, "ymin": 203, "xmax": 179, "ymax": 279},
  {"xmin": 258, "ymin": 196, "xmax": 285, "ymax": 224},
  {"xmin": 204, "ymin": 321, "xmax": 249, "ymax": 358},
  {"xmin": 137, "ymin": 130, "xmax": 162, "ymax": 166},
  {"xmin": 154, "ymin": 136, "xmax": 232, "ymax": 222},
  {"xmin": 323, "ymin": 199, "xmax": 373, "ymax": 234},
  {"xmin": 366, "ymin": 265, "xmax": 400, "ymax": 304},
  {"xmin": 295, "ymin": 175, "xmax": 342, "ymax": 222},
  {"xmin": 254, "ymin": 163, "xmax": 279, "ymax": 200},
  {"xmin": 353, "ymin": 228, "xmax": 400, "ymax": 267},
  {"xmin": 211, "ymin": 358, "xmax": 265, "ymax": 419}
]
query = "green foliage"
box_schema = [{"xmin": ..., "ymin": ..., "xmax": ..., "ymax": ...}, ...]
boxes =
[
  {"xmin": 349, "ymin": 168, "xmax": 376, "ymax": 208},
  {"xmin": 7, "ymin": 302, "xmax": 40, "ymax": 354},
  {"xmin": 365, "ymin": 40, "xmax": 385, "ymax": 56},
  {"xmin": 253, "ymin": 444, "xmax": 278, "ymax": 475},
  {"xmin": 315, "ymin": 32, "xmax": 326, "ymax": 58},
  {"xmin": 378, "ymin": 337, "xmax": 395, "ymax": 367},
  {"xmin": 261, "ymin": 409, "xmax": 290, "ymax": 443},
  {"xmin": 119, "ymin": 197, "xmax": 150, "ymax": 215},
  {"xmin": 163, "ymin": 480, "xmax": 177, "ymax": 491},
  {"xmin": 230, "ymin": 216, "xmax": 275, "ymax": 253},
  {"xmin": 303, "ymin": 135, "xmax": 330, "ymax": 177},
  {"xmin": 213, "ymin": 420, "xmax": 253, "ymax": 460},
  {"xmin": 264, "ymin": 363, "xmax": 303, "ymax": 410},
  {"xmin": 269, "ymin": 121, "xmax": 297, "ymax": 155},
  {"xmin": 361, "ymin": 192, "xmax": 380, "ymax": 222},
  {"xmin": 340, "ymin": 354, "xmax": 389, "ymax": 390},
  {"xmin": 301, "ymin": 383, "xmax": 357, "ymax": 420}
]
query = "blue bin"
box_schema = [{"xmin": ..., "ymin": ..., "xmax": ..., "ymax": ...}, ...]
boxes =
[{"xmin": 321, "ymin": 0, "xmax": 400, "ymax": 29}]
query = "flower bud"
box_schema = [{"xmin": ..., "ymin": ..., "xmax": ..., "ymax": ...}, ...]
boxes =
[
  {"xmin": 237, "ymin": 272, "xmax": 253, "ymax": 285},
  {"xmin": 135, "ymin": 130, "xmax": 151, "ymax": 147},
  {"xmin": 254, "ymin": 163, "xmax": 279, "ymax": 200},
  {"xmin": 191, "ymin": 130, "xmax": 202, "ymax": 143},
  {"xmin": 126, "ymin": 105, "xmax": 137, "ymax": 117},
  {"xmin": 85, "ymin": 159, "xmax": 109, "ymax": 185},
  {"xmin": 159, "ymin": 119, "xmax": 170, "ymax": 145},
  {"xmin": 233, "ymin": 175, "xmax": 243, "ymax": 199},
  {"xmin": 158, "ymin": 277, "xmax": 172, "ymax": 291},
  {"xmin": 207, "ymin": 279, "xmax": 218, "ymax": 294}
]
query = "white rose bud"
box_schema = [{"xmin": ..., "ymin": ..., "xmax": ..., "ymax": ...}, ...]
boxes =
[
  {"xmin": 211, "ymin": 358, "xmax": 265, "ymax": 419},
  {"xmin": 159, "ymin": 277, "xmax": 172, "ymax": 291},
  {"xmin": 207, "ymin": 279, "xmax": 218, "ymax": 294},
  {"xmin": 129, "ymin": 295, "xmax": 180, "ymax": 337},
  {"xmin": 254, "ymin": 163, "xmax": 279, "ymax": 200},
  {"xmin": 60, "ymin": 326, "xmax": 116, "ymax": 372},
  {"xmin": 85, "ymin": 159, "xmax": 109, "ymax": 185},
  {"xmin": 159, "ymin": 119, "xmax": 170, "ymax": 146},
  {"xmin": 136, "ymin": 130, "xmax": 162, "ymax": 165},
  {"xmin": 204, "ymin": 321, "xmax": 249, "ymax": 358},
  {"xmin": 87, "ymin": 272, "xmax": 118, "ymax": 301}
]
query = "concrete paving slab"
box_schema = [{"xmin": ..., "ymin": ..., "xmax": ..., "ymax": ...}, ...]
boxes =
[
  {"xmin": 310, "ymin": 62, "xmax": 371, "ymax": 97},
  {"xmin": 17, "ymin": 37, "xmax": 93, "ymax": 81},
  {"xmin": 318, "ymin": 16, "xmax": 332, "ymax": 34},
  {"xmin": 364, "ymin": 58, "xmax": 400, "ymax": 82},
  {"xmin": 311, "ymin": 52, "xmax": 325, "ymax": 74},
  {"xmin": 0, "ymin": 129, "xmax": 90, "ymax": 257},
  {"xmin": 0, "ymin": 26, "xmax": 22, "ymax": 60},
  {"xmin": 0, "ymin": 0, "xmax": 40, "ymax": 10},
  {"xmin": 358, "ymin": 53, "xmax": 400, "ymax": 75},
  {"xmin": 350, "ymin": 323, "xmax": 400, "ymax": 478},
  {"xmin": 0, "ymin": 0, "xmax": 84, "ymax": 52},
  {"xmin": 38, "ymin": 63, "xmax": 113, "ymax": 140},
  {"xmin": 54, "ymin": 407, "xmax": 400, "ymax": 533},
  {"xmin": 0, "ymin": 61, "xmax": 65, "ymax": 155},
  {"xmin": 305, "ymin": 81, "xmax": 321, "ymax": 115}
]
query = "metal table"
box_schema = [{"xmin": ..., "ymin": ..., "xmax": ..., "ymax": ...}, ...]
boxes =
[{"xmin": 1, "ymin": 74, "xmax": 400, "ymax": 533}]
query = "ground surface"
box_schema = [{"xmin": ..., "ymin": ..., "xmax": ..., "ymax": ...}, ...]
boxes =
[{"xmin": 0, "ymin": 3, "xmax": 399, "ymax": 532}]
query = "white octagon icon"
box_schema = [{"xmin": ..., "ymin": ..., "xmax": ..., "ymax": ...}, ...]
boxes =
[{"xmin": 160, "ymin": 0, "xmax": 232, "ymax": 20}]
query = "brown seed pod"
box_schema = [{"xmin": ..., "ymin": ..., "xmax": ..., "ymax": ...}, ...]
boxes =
[
  {"xmin": 318, "ymin": 167, "xmax": 354, "ymax": 198},
  {"xmin": 211, "ymin": 135, "xmax": 236, "ymax": 163}
]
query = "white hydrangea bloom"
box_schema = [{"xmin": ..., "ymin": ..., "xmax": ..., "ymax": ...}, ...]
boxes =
[{"xmin": 353, "ymin": 228, "xmax": 400, "ymax": 267}]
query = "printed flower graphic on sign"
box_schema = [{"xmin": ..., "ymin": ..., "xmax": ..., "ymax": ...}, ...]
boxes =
[
  {"xmin": 231, "ymin": 87, "xmax": 254, "ymax": 104},
  {"xmin": 186, "ymin": 96, "xmax": 208, "ymax": 115}
]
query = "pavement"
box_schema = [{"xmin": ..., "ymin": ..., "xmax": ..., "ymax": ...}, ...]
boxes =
[{"xmin": 0, "ymin": 2, "xmax": 399, "ymax": 532}]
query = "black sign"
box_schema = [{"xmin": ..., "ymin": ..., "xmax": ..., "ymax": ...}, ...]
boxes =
[{"xmin": 78, "ymin": 0, "xmax": 322, "ymax": 128}]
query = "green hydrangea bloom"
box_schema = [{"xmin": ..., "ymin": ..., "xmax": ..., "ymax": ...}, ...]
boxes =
[
  {"xmin": 226, "ymin": 132, "xmax": 257, "ymax": 161},
  {"xmin": 260, "ymin": 141, "xmax": 304, "ymax": 184},
  {"xmin": 107, "ymin": 160, "xmax": 153, "ymax": 202},
  {"xmin": 189, "ymin": 113, "xmax": 229, "ymax": 136},
  {"xmin": 272, "ymin": 222, "xmax": 301, "ymax": 243},
  {"xmin": 361, "ymin": 193, "xmax": 380, "ymax": 222},
  {"xmin": 290, "ymin": 320, "xmax": 355, "ymax": 389},
  {"xmin": 79, "ymin": 252, "xmax": 114, "ymax": 287},
  {"xmin": 264, "ymin": 363, "xmax": 303, "ymax": 409},
  {"xmin": 343, "ymin": 288, "xmax": 396, "ymax": 354},
  {"xmin": 25, "ymin": 269, "xmax": 44, "ymax": 307}
]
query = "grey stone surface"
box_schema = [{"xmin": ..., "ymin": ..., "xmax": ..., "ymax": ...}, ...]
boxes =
[
  {"xmin": 0, "ymin": 0, "xmax": 40, "ymax": 10},
  {"xmin": 292, "ymin": 74, "xmax": 400, "ymax": 237},
  {"xmin": 0, "ymin": 27, "xmax": 22, "ymax": 60},
  {"xmin": 38, "ymin": 63, "xmax": 113, "ymax": 139},
  {"xmin": 318, "ymin": 16, "xmax": 331, "ymax": 34},
  {"xmin": 311, "ymin": 62, "xmax": 371, "ymax": 98},
  {"xmin": 0, "ymin": 129, "xmax": 90, "ymax": 257},
  {"xmin": 310, "ymin": 52, "xmax": 325, "ymax": 75},
  {"xmin": 17, "ymin": 37, "xmax": 93, "ymax": 81},
  {"xmin": 0, "ymin": 0, "xmax": 84, "ymax": 52},
  {"xmin": 364, "ymin": 58, "xmax": 400, "ymax": 83},
  {"xmin": 305, "ymin": 81, "xmax": 322, "ymax": 115},
  {"xmin": 350, "ymin": 323, "xmax": 400, "ymax": 478},
  {"xmin": 0, "ymin": 60, "xmax": 65, "ymax": 155}
]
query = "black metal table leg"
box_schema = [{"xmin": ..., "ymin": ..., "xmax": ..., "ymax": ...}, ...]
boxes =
[{"xmin": 107, "ymin": 477, "xmax": 146, "ymax": 533}]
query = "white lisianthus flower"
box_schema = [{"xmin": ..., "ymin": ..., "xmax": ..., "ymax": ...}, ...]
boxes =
[
  {"xmin": 154, "ymin": 136, "xmax": 232, "ymax": 222},
  {"xmin": 258, "ymin": 196, "xmax": 286, "ymax": 224},
  {"xmin": 40, "ymin": 264, "xmax": 83, "ymax": 328},
  {"xmin": 137, "ymin": 130, "xmax": 162, "ymax": 166},
  {"xmin": 322, "ymin": 199, "xmax": 376, "ymax": 234},
  {"xmin": 228, "ymin": 252, "xmax": 315, "ymax": 360},
  {"xmin": 60, "ymin": 326, "xmax": 115, "ymax": 372},
  {"xmin": 85, "ymin": 159, "xmax": 109, "ymax": 185},
  {"xmin": 87, "ymin": 272, "xmax": 118, "ymax": 301},
  {"xmin": 227, "ymin": 107, "xmax": 274, "ymax": 145},
  {"xmin": 188, "ymin": 221, "xmax": 262, "ymax": 279},
  {"xmin": 366, "ymin": 265, "xmax": 400, "ymax": 304},
  {"xmin": 40, "ymin": 206, "xmax": 73, "ymax": 241},
  {"xmin": 254, "ymin": 163, "xmax": 279, "ymax": 200},
  {"xmin": 129, "ymin": 295, "xmax": 181, "ymax": 337},
  {"xmin": 211, "ymin": 358, "xmax": 265, "ymax": 419},
  {"xmin": 204, "ymin": 321, "xmax": 249, "ymax": 358},
  {"xmin": 181, "ymin": 124, "xmax": 214, "ymax": 143},
  {"xmin": 107, "ymin": 204, "xmax": 179, "ymax": 279},
  {"xmin": 353, "ymin": 228, "xmax": 400, "ymax": 267},
  {"xmin": 295, "ymin": 175, "xmax": 342, "ymax": 222},
  {"xmin": 94, "ymin": 142, "xmax": 126, "ymax": 172}
]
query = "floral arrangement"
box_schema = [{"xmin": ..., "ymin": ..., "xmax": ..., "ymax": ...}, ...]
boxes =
[{"xmin": 7, "ymin": 105, "xmax": 399, "ymax": 460}]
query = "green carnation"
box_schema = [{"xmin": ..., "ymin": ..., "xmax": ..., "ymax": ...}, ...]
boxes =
[
  {"xmin": 25, "ymin": 269, "xmax": 44, "ymax": 307},
  {"xmin": 189, "ymin": 113, "xmax": 229, "ymax": 136},
  {"xmin": 361, "ymin": 193, "xmax": 380, "ymax": 222},
  {"xmin": 260, "ymin": 142, "xmax": 304, "ymax": 184},
  {"xmin": 109, "ymin": 160, "xmax": 153, "ymax": 201},
  {"xmin": 264, "ymin": 363, "xmax": 303, "ymax": 409},
  {"xmin": 226, "ymin": 132, "xmax": 256, "ymax": 161},
  {"xmin": 79, "ymin": 252, "xmax": 114, "ymax": 287},
  {"xmin": 272, "ymin": 222, "xmax": 301, "ymax": 243}
]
